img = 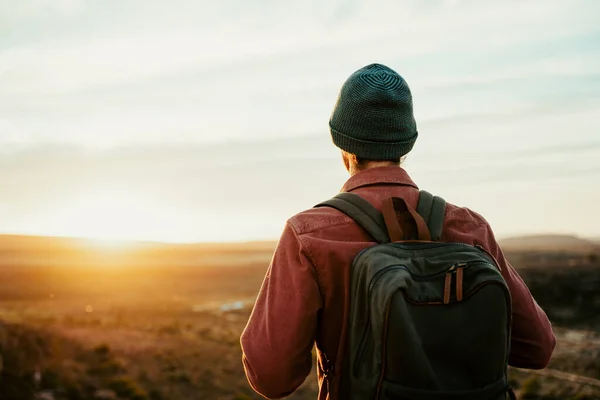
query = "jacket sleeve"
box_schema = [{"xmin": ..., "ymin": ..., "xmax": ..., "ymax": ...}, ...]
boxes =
[
  {"xmin": 476, "ymin": 223, "xmax": 557, "ymax": 369},
  {"xmin": 240, "ymin": 222, "xmax": 322, "ymax": 399}
]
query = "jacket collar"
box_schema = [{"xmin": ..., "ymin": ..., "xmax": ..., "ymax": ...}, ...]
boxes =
[{"xmin": 341, "ymin": 166, "xmax": 419, "ymax": 192}]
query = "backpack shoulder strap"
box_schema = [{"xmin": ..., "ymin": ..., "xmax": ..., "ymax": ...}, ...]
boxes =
[
  {"xmin": 315, "ymin": 192, "xmax": 390, "ymax": 244},
  {"xmin": 417, "ymin": 190, "xmax": 447, "ymax": 241}
]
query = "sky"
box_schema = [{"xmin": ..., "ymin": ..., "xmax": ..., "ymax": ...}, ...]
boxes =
[{"xmin": 1, "ymin": 0, "xmax": 599, "ymax": 243}]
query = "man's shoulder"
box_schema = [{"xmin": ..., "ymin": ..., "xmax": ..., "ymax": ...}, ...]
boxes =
[
  {"xmin": 442, "ymin": 200, "xmax": 495, "ymax": 244},
  {"xmin": 286, "ymin": 203, "xmax": 355, "ymax": 237},
  {"xmin": 444, "ymin": 201, "xmax": 490, "ymax": 228}
]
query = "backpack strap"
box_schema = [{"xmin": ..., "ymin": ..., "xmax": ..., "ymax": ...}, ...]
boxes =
[
  {"xmin": 315, "ymin": 192, "xmax": 390, "ymax": 244},
  {"xmin": 416, "ymin": 190, "xmax": 447, "ymax": 241}
]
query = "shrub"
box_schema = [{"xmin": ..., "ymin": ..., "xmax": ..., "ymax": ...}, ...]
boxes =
[
  {"xmin": 94, "ymin": 344, "xmax": 111, "ymax": 357},
  {"xmin": 88, "ymin": 358, "xmax": 127, "ymax": 376},
  {"xmin": 148, "ymin": 388, "xmax": 163, "ymax": 400},
  {"xmin": 520, "ymin": 376, "xmax": 541, "ymax": 399},
  {"xmin": 40, "ymin": 368, "xmax": 61, "ymax": 389},
  {"xmin": 108, "ymin": 376, "xmax": 149, "ymax": 400},
  {"xmin": 167, "ymin": 369, "xmax": 191, "ymax": 383}
]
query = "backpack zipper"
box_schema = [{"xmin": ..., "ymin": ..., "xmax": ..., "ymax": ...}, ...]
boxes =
[
  {"xmin": 391, "ymin": 242, "xmax": 477, "ymax": 250},
  {"xmin": 443, "ymin": 261, "xmax": 499, "ymax": 304},
  {"xmin": 352, "ymin": 241, "xmax": 482, "ymax": 266}
]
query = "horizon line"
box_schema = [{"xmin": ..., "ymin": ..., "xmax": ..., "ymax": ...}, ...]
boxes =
[{"xmin": 0, "ymin": 231, "xmax": 598, "ymax": 246}]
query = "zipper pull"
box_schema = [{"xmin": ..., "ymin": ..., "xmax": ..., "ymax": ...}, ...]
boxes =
[
  {"xmin": 443, "ymin": 265, "xmax": 456, "ymax": 304},
  {"xmin": 456, "ymin": 263, "xmax": 466, "ymax": 301}
]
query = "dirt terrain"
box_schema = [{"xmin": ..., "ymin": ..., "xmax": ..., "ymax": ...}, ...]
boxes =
[{"xmin": 0, "ymin": 234, "xmax": 599, "ymax": 399}]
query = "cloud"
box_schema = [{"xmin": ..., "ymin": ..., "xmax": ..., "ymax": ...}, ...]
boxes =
[
  {"xmin": 3, "ymin": 1, "xmax": 598, "ymax": 96},
  {"xmin": 1, "ymin": 0, "xmax": 85, "ymax": 25}
]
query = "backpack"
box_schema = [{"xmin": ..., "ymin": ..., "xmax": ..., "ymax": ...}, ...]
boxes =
[{"xmin": 315, "ymin": 191, "xmax": 515, "ymax": 400}]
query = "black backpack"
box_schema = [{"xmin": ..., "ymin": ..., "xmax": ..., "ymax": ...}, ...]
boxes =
[{"xmin": 315, "ymin": 191, "xmax": 515, "ymax": 400}]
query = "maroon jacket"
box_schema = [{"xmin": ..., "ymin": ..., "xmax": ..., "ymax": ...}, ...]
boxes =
[{"xmin": 241, "ymin": 166, "xmax": 556, "ymax": 400}]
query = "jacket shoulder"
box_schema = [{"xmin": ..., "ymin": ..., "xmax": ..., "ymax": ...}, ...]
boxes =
[
  {"xmin": 287, "ymin": 204, "xmax": 355, "ymax": 236},
  {"xmin": 444, "ymin": 202, "xmax": 490, "ymax": 227},
  {"xmin": 442, "ymin": 201, "xmax": 497, "ymax": 245}
]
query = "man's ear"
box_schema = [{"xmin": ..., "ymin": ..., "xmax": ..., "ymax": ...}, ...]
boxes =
[{"xmin": 342, "ymin": 151, "xmax": 351, "ymax": 172}]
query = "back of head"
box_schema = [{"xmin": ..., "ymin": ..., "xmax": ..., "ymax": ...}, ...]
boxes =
[{"xmin": 329, "ymin": 63, "xmax": 418, "ymax": 163}]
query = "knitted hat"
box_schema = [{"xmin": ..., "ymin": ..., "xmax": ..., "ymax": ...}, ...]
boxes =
[{"xmin": 329, "ymin": 63, "xmax": 418, "ymax": 160}]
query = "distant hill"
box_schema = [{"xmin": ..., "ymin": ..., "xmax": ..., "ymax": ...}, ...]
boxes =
[
  {"xmin": 0, "ymin": 234, "xmax": 276, "ymax": 252},
  {"xmin": 0, "ymin": 234, "xmax": 277, "ymax": 269},
  {"xmin": 499, "ymin": 234, "xmax": 599, "ymax": 254}
]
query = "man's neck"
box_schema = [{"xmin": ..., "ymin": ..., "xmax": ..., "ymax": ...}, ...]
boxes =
[{"xmin": 349, "ymin": 162, "xmax": 401, "ymax": 176}]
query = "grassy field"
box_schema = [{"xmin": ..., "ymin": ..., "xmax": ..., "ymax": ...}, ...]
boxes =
[{"xmin": 0, "ymin": 235, "xmax": 599, "ymax": 399}]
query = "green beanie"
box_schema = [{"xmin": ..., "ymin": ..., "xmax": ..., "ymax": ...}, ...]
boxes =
[{"xmin": 329, "ymin": 63, "xmax": 418, "ymax": 160}]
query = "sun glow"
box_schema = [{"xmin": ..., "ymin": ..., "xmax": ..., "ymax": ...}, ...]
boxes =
[
  {"xmin": 19, "ymin": 186, "xmax": 276, "ymax": 244},
  {"xmin": 33, "ymin": 188, "xmax": 195, "ymax": 243},
  {"xmin": 57, "ymin": 189, "xmax": 167, "ymax": 240}
]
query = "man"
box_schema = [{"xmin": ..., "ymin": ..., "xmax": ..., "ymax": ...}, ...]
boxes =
[{"xmin": 240, "ymin": 63, "xmax": 556, "ymax": 400}]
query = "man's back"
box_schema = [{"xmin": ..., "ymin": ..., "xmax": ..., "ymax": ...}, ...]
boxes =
[{"xmin": 241, "ymin": 166, "xmax": 556, "ymax": 400}]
